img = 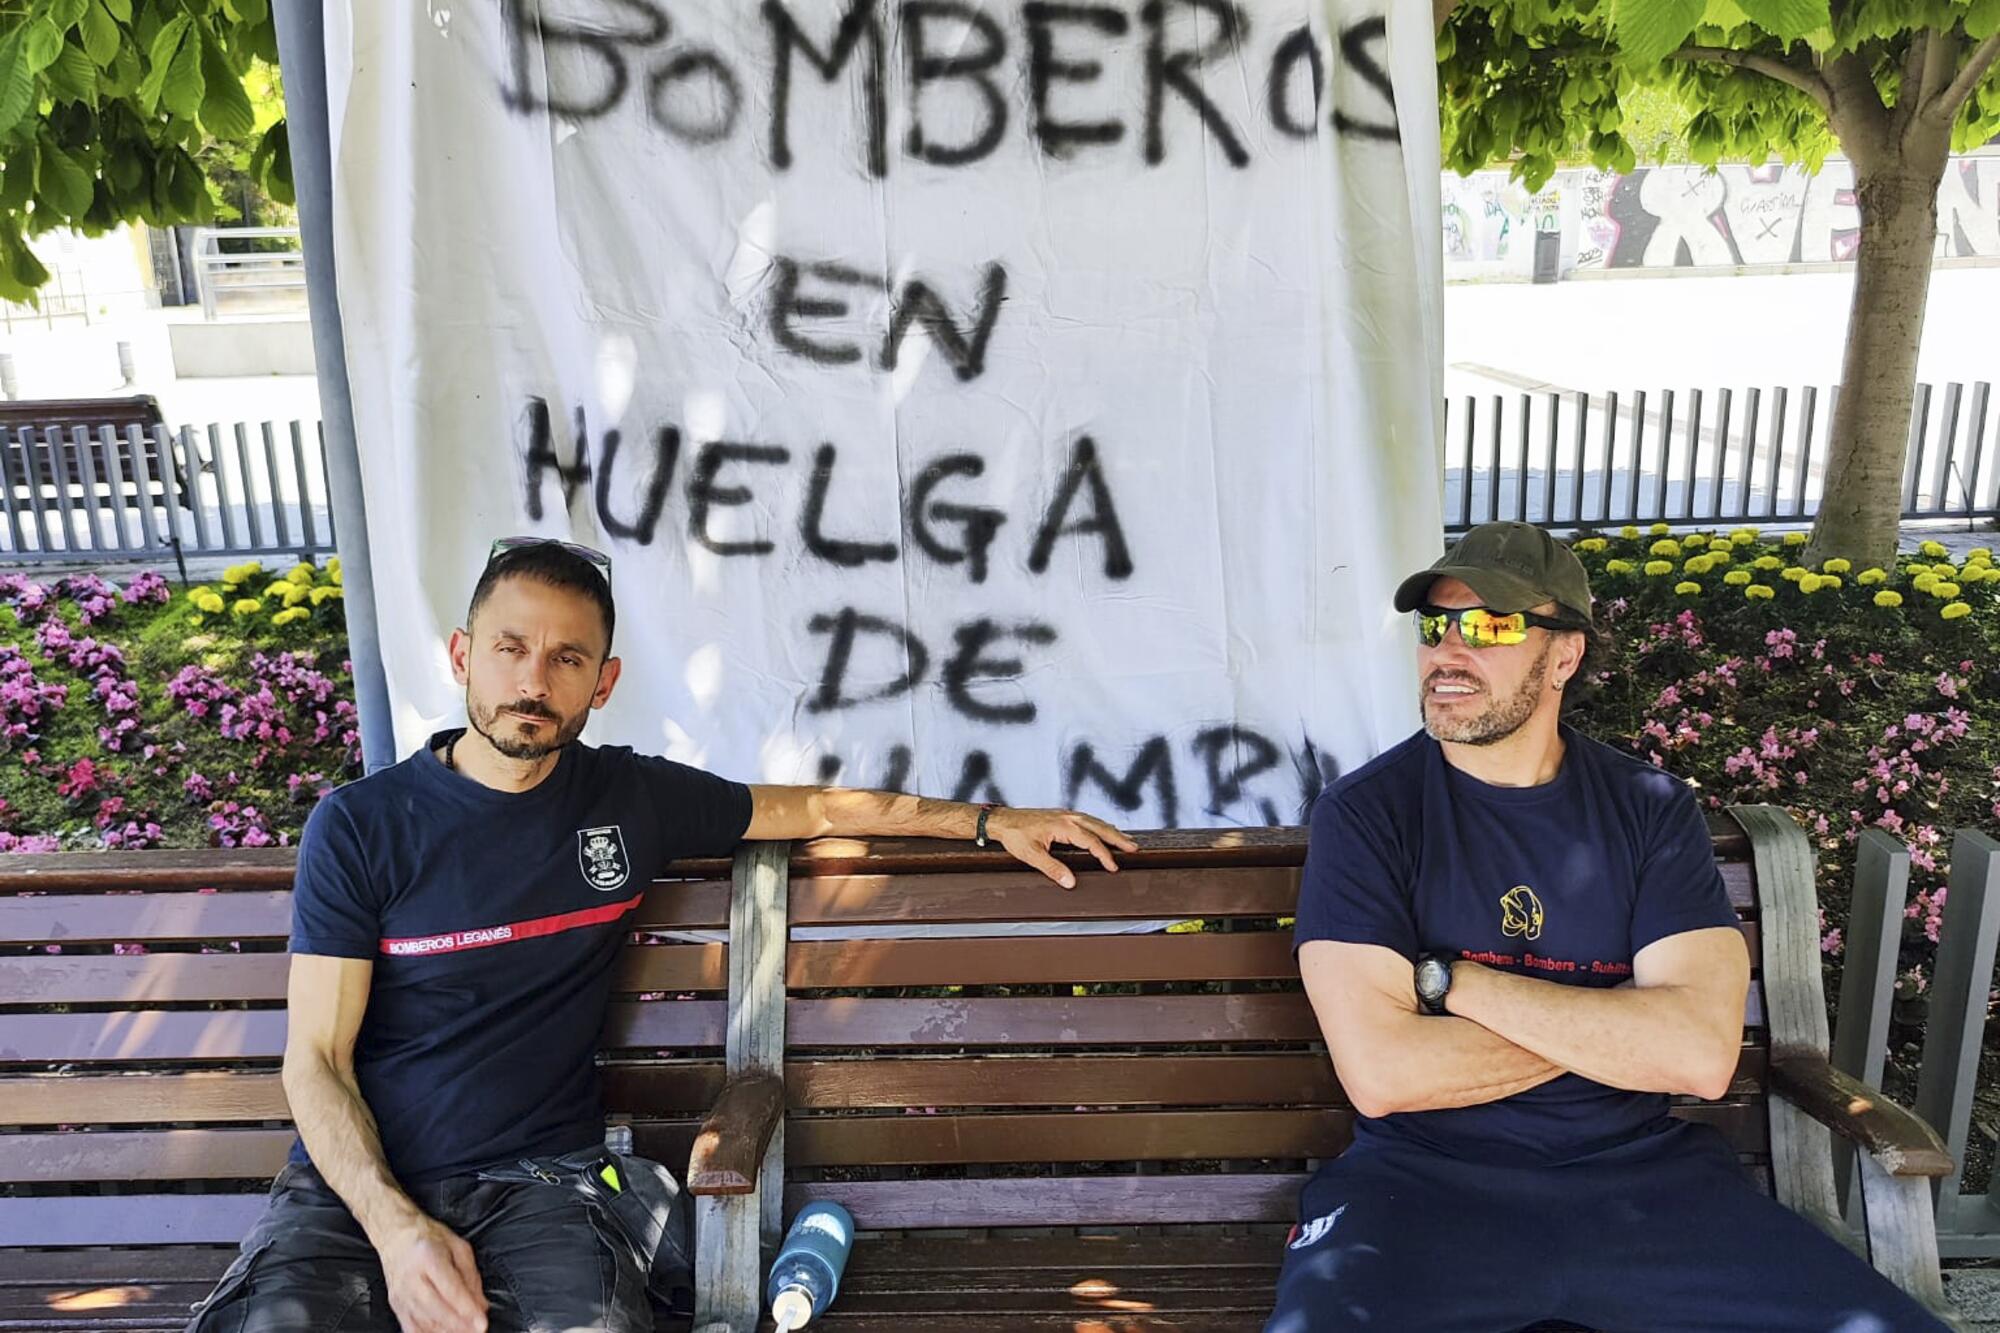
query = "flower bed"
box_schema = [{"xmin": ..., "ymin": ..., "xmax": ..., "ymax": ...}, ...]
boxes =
[
  {"xmin": 1564, "ymin": 528, "xmax": 1999, "ymax": 1171},
  {"xmin": 0, "ymin": 560, "xmax": 359, "ymax": 853}
]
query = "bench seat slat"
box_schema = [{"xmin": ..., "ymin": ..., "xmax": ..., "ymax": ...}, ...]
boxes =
[{"xmin": 0, "ymin": 944, "xmax": 731, "ymax": 1005}]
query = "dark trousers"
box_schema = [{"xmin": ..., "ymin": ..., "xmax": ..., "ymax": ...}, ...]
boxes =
[
  {"xmin": 1264, "ymin": 1121, "xmax": 1950, "ymax": 1333},
  {"xmin": 185, "ymin": 1147, "xmax": 691, "ymax": 1333}
]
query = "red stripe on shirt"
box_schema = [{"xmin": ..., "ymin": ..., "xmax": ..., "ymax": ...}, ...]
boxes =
[{"xmin": 379, "ymin": 893, "xmax": 646, "ymax": 957}]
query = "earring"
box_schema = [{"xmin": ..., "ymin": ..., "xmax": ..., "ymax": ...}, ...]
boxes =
[{"xmin": 1554, "ymin": 678, "xmax": 1566, "ymax": 691}]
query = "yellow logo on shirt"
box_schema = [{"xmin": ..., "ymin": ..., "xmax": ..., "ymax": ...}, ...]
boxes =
[{"xmin": 1500, "ymin": 885, "xmax": 1544, "ymax": 941}]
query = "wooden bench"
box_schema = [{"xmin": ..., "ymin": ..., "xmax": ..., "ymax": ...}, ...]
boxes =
[
  {"xmin": 0, "ymin": 397, "xmax": 191, "ymax": 536},
  {"xmin": 679, "ymin": 808, "xmax": 1956, "ymax": 1331},
  {"xmin": 0, "ymin": 807, "xmax": 1954, "ymax": 1331}
]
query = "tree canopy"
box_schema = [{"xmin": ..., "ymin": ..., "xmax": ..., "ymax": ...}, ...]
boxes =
[
  {"xmin": 1440, "ymin": 0, "xmax": 2000, "ymax": 191},
  {"xmin": 0, "ymin": 0, "xmax": 291, "ymax": 304}
]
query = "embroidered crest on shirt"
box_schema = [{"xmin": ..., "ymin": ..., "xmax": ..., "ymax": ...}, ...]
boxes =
[
  {"xmin": 578, "ymin": 825, "xmax": 631, "ymax": 891},
  {"xmin": 1499, "ymin": 885, "xmax": 1544, "ymax": 940}
]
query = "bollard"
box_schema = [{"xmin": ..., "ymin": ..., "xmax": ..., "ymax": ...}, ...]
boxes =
[
  {"xmin": 0, "ymin": 352, "xmax": 16, "ymax": 400},
  {"xmin": 117, "ymin": 341, "xmax": 135, "ymax": 387}
]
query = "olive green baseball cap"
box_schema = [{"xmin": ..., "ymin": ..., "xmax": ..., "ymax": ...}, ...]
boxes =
[{"xmin": 1393, "ymin": 521, "xmax": 1594, "ymax": 624}]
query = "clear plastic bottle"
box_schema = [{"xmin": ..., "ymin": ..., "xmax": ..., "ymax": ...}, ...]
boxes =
[
  {"xmin": 765, "ymin": 1202, "xmax": 856, "ymax": 1331},
  {"xmin": 603, "ymin": 1122, "xmax": 634, "ymax": 1156}
]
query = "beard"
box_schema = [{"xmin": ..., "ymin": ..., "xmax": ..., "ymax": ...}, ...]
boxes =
[
  {"xmin": 467, "ymin": 692, "xmax": 589, "ymax": 762},
  {"xmin": 1421, "ymin": 637, "xmax": 1551, "ymax": 747}
]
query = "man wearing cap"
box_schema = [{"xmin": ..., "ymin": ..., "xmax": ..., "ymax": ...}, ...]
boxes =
[{"xmin": 1265, "ymin": 521, "xmax": 1946, "ymax": 1331}]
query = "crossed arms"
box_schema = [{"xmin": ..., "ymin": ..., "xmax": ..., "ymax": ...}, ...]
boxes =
[{"xmin": 1298, "ymin": 926, "xmax": 1750, "ymax": 1120}]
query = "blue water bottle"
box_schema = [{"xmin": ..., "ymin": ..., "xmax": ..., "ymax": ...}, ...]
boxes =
[{"xmin": 765, "ymin": 1201, "xmax": 856, "ymax": 1330}]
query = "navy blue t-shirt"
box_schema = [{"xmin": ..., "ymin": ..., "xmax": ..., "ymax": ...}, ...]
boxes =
[
  {"xmin": 1293, "ymin": 725, "xmax": 1738, "ymax": 1164},
  {"xmin": 287, "ymin": 730, "xmax": 753, "ymax": 1185}
]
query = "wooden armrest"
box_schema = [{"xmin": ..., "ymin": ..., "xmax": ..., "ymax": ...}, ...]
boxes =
[
  {"xmin": 686, "ymin": 1072, "xmax": 785, "ymax": 1196},
  {"xmin": 1769, "ymin": 1050, "xmax": 1952, "ymax": 1178}
]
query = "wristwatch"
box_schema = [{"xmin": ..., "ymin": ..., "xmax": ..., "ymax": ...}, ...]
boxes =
[{"xmin": 1414, "ymin": 952, "xmax": 1454, "ymax": 1015}]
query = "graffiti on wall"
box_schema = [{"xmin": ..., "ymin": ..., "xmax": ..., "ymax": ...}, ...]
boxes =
[{"xmin": 1443, "ymin": 154, "xmax": 2000, "ymax": 276}]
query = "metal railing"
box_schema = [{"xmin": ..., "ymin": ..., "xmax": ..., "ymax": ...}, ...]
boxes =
[
  {"xmin": 0, "ymin": 421, "xmax": 335, "ymax": 566},
  {"xmin": 1443, "ymin": 379, "xmax": 1998, "ymax": 533},
  {"xmin": 1, "ymin": 380, "xmax": 1993, "ymax": 569},
  {"xmin": 190, "ymin": 227, "xmax": 308, "ymax": 319}
]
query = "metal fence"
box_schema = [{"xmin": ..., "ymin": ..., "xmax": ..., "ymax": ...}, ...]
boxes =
[
  {"xmin": 190, "ymin": 226, "xmax": 308, "ymax": 320},
  {"xmin": 0, "ymin": 421, "xmax": 335, "ymax": 568},
  {"xmin": 1443, "ymin": 379, "xmax": 1998, "ymax": 533},
  {"xmin": 1, "ymin": 381, "xmax": 1994, "ymax": 569}
]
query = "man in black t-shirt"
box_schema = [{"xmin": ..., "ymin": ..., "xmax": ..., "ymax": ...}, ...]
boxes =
[
  {"xmin": 186, "ymin": 538, "xmax": 1133, "ymax": 1333},
  {"xmin": 1267, "ymin": 522, "xmax": 1947, "ymax": 1332}
]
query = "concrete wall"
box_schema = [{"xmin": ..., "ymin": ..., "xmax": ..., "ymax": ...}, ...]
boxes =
[
  {"xmin": 1444, "ymin": 151, "xmax": 2000, "ymax": 282},
  {"xmin": 168, "ymin": 319, "xmax": 318, "ymax": 377}
]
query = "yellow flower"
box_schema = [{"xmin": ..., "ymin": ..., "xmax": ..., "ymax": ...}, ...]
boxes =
[
  {"xmin": 1920, "ymin": 539, "xmax": 1948, "ymax": 558},
  {"xmin": 231, "ymin": 598, "xmax": 264, "ymax": 617},
  {"xmin": 1913, "ymin": 572, "xmax": 1938, "ymax": 593},
  {"xmin": 271, "ymin": 607, "xmax": 311, "ymax": 627},
  {"xmin": 1704, "ymin": 547, "xmax": 1732, "ymax": 566},
  {"xmin": 1753, "ymin": 555, "xmax": 1783, "ymax": 571},
  {"xmin": 1932, "ymin": 562, "xmax": 1959, "ymax": 578},
  {"xmin": 1674, "ymin": 581, "xmax": 1701, "ymax": 595},
  {"xmin": 1941, "ymin": 601, "xmax": 1972, "ymax": 621},
  {"xmin": 1780, "ymin": 566, "xmax": 1807, "ymax": 582},
  {"xmin": 1745, "ymin": 584, "xmax": 1775, "ymax": 600},
  {"xmin": 1650, "ymin": 539, "xmax": 1682, "ymax": 557},
  {"xmin": 1821, "ymin": 558, "xmax": 1851, "ymax": 575},
  {"xmin": 1644, "ymin": 560, "xmax": 1674, "ymax": 577},
  {"xmin": 1649, "ymin": 523, "xmax": 1671, "ymax": 535},
  {"xmin": 1619, "ymin": 526, "xmax": 1640, "ymax": 539},
  {"xmin": 1970, "ymin": 547, "xmax": 1993, "ymax": 561},
  {"xmin": 1730, "ymin": 531, "xmax": 1755, "ymax": 546},
  {"xmin": 1684, "ymin": 556, "xmax": 1712, "ymax": 575},
  {"xmin": 1724, "ymin": 570, "xmax": 1751, "ymax": 586},
  {"xmin": 1165, "ymin": 921, "xmax": 1204, "ymax": 934},
  {"xmin": 1604, "ymin": 559, "xmax": 1636, "ymax": 575},
  {"xmin": 222, "ymin": 560, "xmax": 263, "ymax": 586},
  {"xmin": 1683, "ymin": 533, "xmax": 1710, "ymax": 549},
  {"xmin": 1932, "ymin": 582, "xmax": 1961, "ymax": 599},
  {"xmin": 330, "ymin": 567, "xmax": 343, "ymax": 587},
  {"xmin": 287, "ymin": 564, "xmax": 316, "ymax": 586},
  {"xmin": 1574, "ymin": 537, "xmax": 1608, "ymax": 554},
  {"xmin": 1819, "ymin": 575, "xmax": 1842, "ymax": 588},
  {"xmin": 281, "ymin": 585, "xmax": 310, "ymax": 608},
  {"xmin": 1857, "ymin": 568, "xmax": 1887, "ymax": 586},
  {"xmin": 1783, "ymin": 532, "xmax": 1808, "ymax": 547},
  {"xmin": 195, "ymin": 592, "xmax": 226, "ymax": 615},
  {"xmin": 1798, "ymin": 574, "xmax": 1823, "ymax": 593},
  {"xmin": 186, "ymin": 585, "xmax": 213, "ymax": 603},
  {"xmin": 1873, "ymin": 591, "xmax": 1903, "ymax": 608},
  {"xmin": 328, "ymin": 555, "xmax": 342, "ymax": 573}
]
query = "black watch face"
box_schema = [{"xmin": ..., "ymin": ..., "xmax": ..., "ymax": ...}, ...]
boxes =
[{"xmin": 1416, "ymin": 958, "xmax": 1449, "ymax": 1004}]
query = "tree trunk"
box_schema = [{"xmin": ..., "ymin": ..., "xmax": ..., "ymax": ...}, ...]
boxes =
[{"xmin": 1803, "ymin": 151, "xmax": 1949, "ymax": 567}]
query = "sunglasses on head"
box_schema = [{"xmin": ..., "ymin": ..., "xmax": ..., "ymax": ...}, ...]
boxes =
[
  {"xmin": 1415, "ymin": 604, "xmax": 1580, "ymax": 649},
  {"xmin": 487, "ymin": 536, "xmax": 613, "ymax": 587}
]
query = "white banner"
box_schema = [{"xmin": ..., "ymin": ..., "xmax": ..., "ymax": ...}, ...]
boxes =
[{"xmin": 326, "ymin": 0, "xmax": 1444, "ymax": 829}]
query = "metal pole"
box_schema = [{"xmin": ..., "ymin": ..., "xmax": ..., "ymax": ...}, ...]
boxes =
[{"xmin": 272, "ymin": 0, "xmax": 395, "ymax": 774}]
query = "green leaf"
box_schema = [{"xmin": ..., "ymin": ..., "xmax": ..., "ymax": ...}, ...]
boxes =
[
  {"xmin": 0, "ymin": 29, "xmax": 35, "ymax": 135},
  {"xmin": 1612, "ymin": 0, "xmax": 1706, "ymax": 63},
  {"xmin": 0, "ymin": 154, "xmax": 32, "ymax": 211},
  {"xmin": 1968, "ymin": 0, "xmax": 2000, "ymax": 40},
  {"xmin": 1740, "ymin": 0, "xmax": 1832, "ymax": 42},
  {"xmin": 102, "ymin": 0, "xmax": 132, "ymax": 21},
  {"xmin": 50, "ymin": 0, "xmax": 91, "ymax": 28},
  {"xmin": 262, "ymin": 119, "xmax": 293, "ymax": 204},
  {"xmin": 38, "ymin": 139, "xmax": 94, "ymax": 219},
  {"xmin": 24, "ymin": 17, "xmax": 66, "ymax": 73},
  {"xmin": 1702, "ymin": 0, "xmax": 1752, "ymax": 28},
  {"xmin": 81, "ymin": 0, "xmax": 120, "ymax": 67},
  {"xmin": 231, "ymin": 0, "xmax": 270, "ymax": 22},
  {"xmin": 199, "ymin": 38, "xmax": 255, "ymax": 139},
  {"xmin": 46, "ymin": 40, "xmax": 98, "ymax": 103},
  {"xmin": 162, "ymin": 21, "xmax": 207, "ymax": 120},
  {"xmin": 136, "ymin": 13, "xmax": 190, "ymax": 114}
]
